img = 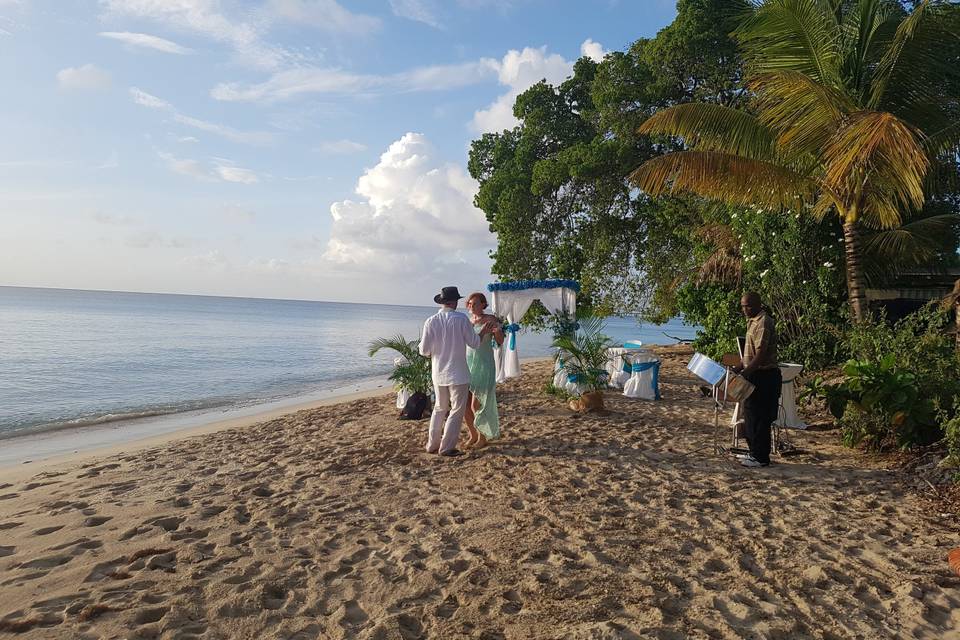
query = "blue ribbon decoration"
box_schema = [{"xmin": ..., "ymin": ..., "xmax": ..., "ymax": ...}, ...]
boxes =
[
  {"xmin": 622, "ymin": 362, "xmax": 632, "ymax": 373},
  {"xmin": 630, "ymin": 361, "xmax": 661, "ymax": 399},
  {"xmin": 504, "ymin": 323, "xmax": 521, "ymax": 350},
  {"xmin": 567, "ymin": 373, "xmax": 582, "ymax": 384}
]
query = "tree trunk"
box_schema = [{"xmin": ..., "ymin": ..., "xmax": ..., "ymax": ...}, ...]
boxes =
[{"xmin": 843, "ymin": 220, "xmax": 868, "ymax": 323}]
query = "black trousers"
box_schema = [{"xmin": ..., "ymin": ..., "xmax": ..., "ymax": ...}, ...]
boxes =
[{"xmin": 743, "ymin": 368, "xmax": 782, "ymax": 464}]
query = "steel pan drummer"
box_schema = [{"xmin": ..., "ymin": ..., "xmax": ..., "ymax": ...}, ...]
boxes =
[{"xmin": 733, "ymin": 292, "xmax": 781, "ymax": 468}]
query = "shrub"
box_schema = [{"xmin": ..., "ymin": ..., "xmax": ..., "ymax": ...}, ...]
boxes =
[
  {"xmin": 367, "ymin": 335, "xmax": 432, "ymax": 394},
  {"xmin": 815, "ymin": 304, "xmax": 960, "ymax": 451}
]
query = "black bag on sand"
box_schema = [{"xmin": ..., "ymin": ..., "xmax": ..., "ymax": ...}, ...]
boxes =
[{"xmin": 399, "ymin": 392, "xmax": 430, "ymax": 420}]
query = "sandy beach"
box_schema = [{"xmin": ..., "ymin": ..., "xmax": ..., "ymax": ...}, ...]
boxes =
[{"xmin": 1, "ymin": 346, "xmax": 958, "ymax": 639}]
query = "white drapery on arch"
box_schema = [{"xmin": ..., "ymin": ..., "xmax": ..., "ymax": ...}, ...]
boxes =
[{"xmin": 488, "ymin": 280, "xmax": 578, "ymax": 383}]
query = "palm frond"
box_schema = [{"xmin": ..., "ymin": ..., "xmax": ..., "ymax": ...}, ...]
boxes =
[
  {"xmin": 367, "ymin": 334, "xmax": 420, "ymax": 360},
  {"xmin": 735, "ymin": 0, "xmax": 843, "ymax": 84},
  {"xmin": 869, "ymin": 0, "xmax": 960, "ymax": 112},
  {"xmin": 822, "ymin": 110, "xmax": 929, "ymax": 223},
  {"xmin": 924, "ymin": 120, "xmax": 960, "ymax": 158},
  {"xmin": 637, "ymin": 103, "xmax": 776, "ymax": 160},
  {"xmin": 862, "ymin": 214, "xmax": 960, "ymax": 283},
  {"xmin": 749, "ymin": 70, "xmax": 850, "ymax": 158},
  {"xmin": 837, "ymin": 0, "xmax": 896, "ymax": 100},
  {"xmin": 630, "ymin": 151, "xmax": 816, "ymax": 211}
]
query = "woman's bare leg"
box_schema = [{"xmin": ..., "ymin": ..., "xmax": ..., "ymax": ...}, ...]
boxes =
[
  {"xmin": 469, "ymin": 396, "xmax": 488, "ymax": 448},
  {"xmin": 463, "ymin": 393, "xmax": 479, "ymax": 447}
]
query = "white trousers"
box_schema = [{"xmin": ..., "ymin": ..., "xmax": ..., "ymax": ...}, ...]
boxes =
[{"xmin": 427, "ymin": 383, "xmax": 469, "ymax": 454}]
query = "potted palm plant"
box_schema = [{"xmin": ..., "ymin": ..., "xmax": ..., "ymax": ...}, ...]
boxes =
[
  {"xmin": 368, "ymin": 334, "xmax": 433, "ymax": 413},
  {"xmin": 551, "ymin": 316, "xmax": 614, "ymax": 412}
]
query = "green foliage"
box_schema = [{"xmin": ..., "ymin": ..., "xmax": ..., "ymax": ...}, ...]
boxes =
[
  {"xmin": 467, "ymin": 0, "xmax": 751, "ymax": 316},
  {"xmin": 943, "ymin": 401, "xmax": 960, "ymax": 465},
  {"xmin": 543, "ymin": 382, "xmax": 573, "ymax": 402},
  {"xmin": 551, "ymin": 316, "xmax": 615, "ymax": 395},
  {"xmin": 810, "ymin": 305, "xmax": 960, "ymax": 451},
  {"xmin": 673, "ymin": 205, "xmax": 847, "ymax": 369},
  {"xmin": 833, "ymin": 355, "xmax": 939, "ymax": 451},
  {"xmin": 675, "ymin": 284, "xmax": 742, "ymax": 360},
  {"xmin": 469, "ymin": 0, "xmax": 960, "ymax": 372},
  {"xmin": 367, "ymin": 335, "xmax": 432, "ymax": 394}
]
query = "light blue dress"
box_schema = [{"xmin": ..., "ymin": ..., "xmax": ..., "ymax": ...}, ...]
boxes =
[{"xmin": 466, "ymin": 325, "xmax": 499, "ymax": 439}]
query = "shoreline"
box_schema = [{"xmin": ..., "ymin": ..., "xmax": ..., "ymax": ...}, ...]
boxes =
[
  {"xmin": 0, "ymin": 356, "xmax": 555, "ymax": 481},
  {"xmin": 0, "ymin": 380, "xmax": 392, "ymax": 481}
]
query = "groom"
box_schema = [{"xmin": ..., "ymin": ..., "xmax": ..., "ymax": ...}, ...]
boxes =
[{"xmin": 419, "ymin": 286, "xmax": 483, "ymax": 457}]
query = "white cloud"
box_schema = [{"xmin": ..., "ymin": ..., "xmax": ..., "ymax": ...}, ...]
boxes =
[
  {"xmin": 130, "ymin": 87, "xmax": 172, "ymax": 110},
  {"xmin": 99, "ymin": 31, "xmax": 193, "ymax": 54},
  {"xmin": 316, "ymin": 139, "xmax": 367, "ymax": 154},
  {"xmin": 178, "ymin": 136, "xmax": 199, "ymax": 143},
  {"xmin": 323, "ymin": 132, "xmax": 494, "ymax": 275},
  {"xmin": 215, "ymin": 165, "xmax": 259, "ymax": 184},
  {"xmin": 130, "ymin": 87, "xmax": 272, "ymax": 144},
  {"xmin": 100, "ymin": 0, "xmax": 290, "ymax": 70},
  {"xmin": 182, "ymin": 249, "xmax": 229, "ymax": 269},
  {"xmin": 470, "ymin": 45, "xmax": 585, "ymax": 133},
  {"xmin": 125, "ymin": 231, "xmax": 192, "ymax": 248},
  {"xmin": 159, "ymin": 152, "xmax": 211, "ymax": 181},
  {"xmin": 159, "ymin": 152, "xmax": 259, "ymax": 184},
  {"xmin": 57, "ymin": 64, "xmax": 112, "ymax": 91},
  {"xmin": 267, "ymin": 0, "xmax": 381, "ymax": 34},
  {"xmin": 211, "ymin": 59, "xmax": 498, "ymax": 103},
  {"xmin": 580, "ymin": 38, "xmax": 606, "ymax": 63},
  {"xmin": 389, "ymin": 0, "xmax": 443, "ymax": 28},
  {"xmin": 101, "ymin": 0, "xmax": 379, "ymax": 69}
]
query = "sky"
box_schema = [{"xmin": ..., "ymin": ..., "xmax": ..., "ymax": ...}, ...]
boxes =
[{"xmin": 0, "ymin": 0, "xmax": 678, "ymax": 305}]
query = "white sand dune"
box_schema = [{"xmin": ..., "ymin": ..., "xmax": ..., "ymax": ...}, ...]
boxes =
[{"xmin": 1, "ymin": 348, "xmax": 958, "ymax": 639}]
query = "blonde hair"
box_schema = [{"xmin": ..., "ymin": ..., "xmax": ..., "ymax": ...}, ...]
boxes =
[{"xmin": 467, "ymin": 292, "xmax": 488, "ymax": 309}]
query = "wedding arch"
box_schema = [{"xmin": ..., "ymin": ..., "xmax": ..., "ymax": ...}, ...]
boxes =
[{"xmin": 487, "ymin": 279, "xmax": 578, "ymax": 383}]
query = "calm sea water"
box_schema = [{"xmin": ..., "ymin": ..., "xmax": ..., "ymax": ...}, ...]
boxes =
[{"xmin": 0, "ymin": 286, "xmax": 698, "ymax": 439}]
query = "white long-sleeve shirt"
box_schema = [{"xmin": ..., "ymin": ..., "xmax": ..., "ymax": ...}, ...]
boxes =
[{"xmin": 419, "ymin": 307, "xmax": 481, "ymax": 386}]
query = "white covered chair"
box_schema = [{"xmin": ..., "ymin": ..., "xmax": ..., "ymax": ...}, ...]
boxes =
[{"xmin": 622, "ymin": 352, "xmax": 661, "ymax": 400}]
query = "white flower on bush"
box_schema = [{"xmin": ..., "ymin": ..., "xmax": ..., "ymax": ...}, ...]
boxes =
[
  {"xmin": 760, "ymin": 269, "xmax": 770, "ymax": 278},
  {"xmin": 823, "ymin": 261, "xmax": 834, "ymax": 268}
]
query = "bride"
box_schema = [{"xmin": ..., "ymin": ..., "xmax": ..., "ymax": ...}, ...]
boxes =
[{"xmin": 463, "ymin": 292, "xmax": 503, "ymax": 448}]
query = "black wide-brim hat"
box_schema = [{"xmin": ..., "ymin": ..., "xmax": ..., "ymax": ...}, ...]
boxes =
[{"xmin": 434, "ymin": 286, "xmax": 464, "ymax": 304}]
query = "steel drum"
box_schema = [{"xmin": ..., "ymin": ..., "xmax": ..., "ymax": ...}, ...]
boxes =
[
  {"xmin": 687, "ymin": 353, "xmax": 726, "ymax": 386},
  {"xmin": 723, "ymin": 373, "xmax": 755, "ymax": 402}
]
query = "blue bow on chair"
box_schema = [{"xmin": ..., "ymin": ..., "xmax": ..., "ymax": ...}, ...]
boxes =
[
  {"xmin": 567, "ymin": 373, "xmax": 582, "ymax": 384},
  {"xmin": 504, "ymin": 323, "xmax": 521, "ymax": 350}
]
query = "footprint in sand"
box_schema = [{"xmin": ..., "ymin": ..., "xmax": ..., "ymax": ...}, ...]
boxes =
[
  {"xmin": 32, "ymin": 525, "xmax": 64, "ymax": 536},
  {"xmin": 0, "ymin": 546, "xmax": 15, "ymax": 557},
  {"xmin": 133, "ymin": 606, "xmax": 169, "ymax": 625},
  {"xmin": 338, "ymin": 600, "xmax": 369, "ymax": 629},
  {"xmin": 436, "ymin": 595, "xmax": 460, "ymax": 619}
]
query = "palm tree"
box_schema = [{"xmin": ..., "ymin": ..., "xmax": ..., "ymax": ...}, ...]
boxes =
[
  {"xmin": 630, "ymin": 0, "xmax": 960, "ymax": 322},
  {"xmin": 367, "ymin": 335, "xmax": 433, "ymax": 394}
]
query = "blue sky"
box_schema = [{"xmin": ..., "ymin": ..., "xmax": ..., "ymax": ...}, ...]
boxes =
[{"xmin": 0, "ymin": 0, "xmax": 677, "ymax": 304}]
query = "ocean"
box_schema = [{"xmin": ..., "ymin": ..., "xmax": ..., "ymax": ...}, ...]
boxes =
[{"xmin": 0, "ymin": 286, "xmax": 698, "ymax": 440}]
